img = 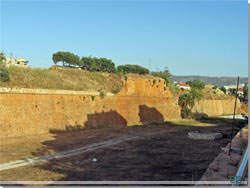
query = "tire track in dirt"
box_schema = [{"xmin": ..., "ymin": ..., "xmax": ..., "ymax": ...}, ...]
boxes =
[{"xmin": 0, "ymin": 135, "xmax": 139, "ymax": 171}]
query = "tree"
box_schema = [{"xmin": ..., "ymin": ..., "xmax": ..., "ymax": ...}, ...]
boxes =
[
  {"xmin": 186, "ymin": 80, "xmax": 205, "ymax": 90},
  {"xmin": 178, "ymin": 92, "xmax": 195, "ymax": 110},
  {"xmin": 228, "ymin": 88, "xmax": 237, "ymax": 96},
  {"xmin": 80, "ymin": 56, "xmax": 116, "ymax": 73},
  {"xmin": 178, "ymin": 88, "xmax": 203, "ymax": 119},
  {"xmin": 117, "ymin": 64, "xmax": 149, "ymax": 75},
  {"xmin": 52, "ymin": 51, "xmax": 81, "ymax": 67},
  {"xmin": 190, "ymin": 88, "xmax": 203, "ymax": 102}
]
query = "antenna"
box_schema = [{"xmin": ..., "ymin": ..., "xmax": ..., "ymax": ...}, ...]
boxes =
[{"xmin": 149, "ymin": 58, "xmax": 151, "ymax": 71}]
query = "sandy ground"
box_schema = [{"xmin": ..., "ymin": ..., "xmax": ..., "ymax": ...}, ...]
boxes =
[{"xmin": 0, "ymin": 118, "xmax": 246, "ymax": 183}]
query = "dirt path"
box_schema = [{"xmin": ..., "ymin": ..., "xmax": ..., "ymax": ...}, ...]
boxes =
[{"xmin": 0, "ymin": 120, "xmax": 242, "ymax": 182}]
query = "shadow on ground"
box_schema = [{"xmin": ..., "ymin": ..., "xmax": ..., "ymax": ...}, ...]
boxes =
[
  {"xmin": 138, "ymin": 105, "xmax": 164, "ymax": 124},
  {"xmin": 1, "ymin": 106, "xmax": 247, "ymax": 183}
]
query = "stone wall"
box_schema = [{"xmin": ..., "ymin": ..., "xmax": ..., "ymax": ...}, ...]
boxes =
[
  {"xmin": 0, "ymin": 75, "xmax": 243, "ymax": 138},
  {"xmin": 0, "ymin": 94, "xmax": 179, "ymax": 138},
  {"xmin": 192, "ymin": 98, "xmax": 242, "ymax": 116}
]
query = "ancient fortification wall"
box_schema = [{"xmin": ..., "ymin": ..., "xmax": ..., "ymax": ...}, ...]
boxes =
[
  {"xmin": 192, "ymin": 99, "xmax": 241, "ymax": 116},
  {"xmin": 0, "ymin": 76, "xmax": 241, "ymax": 138}
]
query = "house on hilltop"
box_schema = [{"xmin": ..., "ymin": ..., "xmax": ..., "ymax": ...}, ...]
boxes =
[
  {"xmin": 176, "ymin": 82, "xmax": 191, "ymax": 90},
  {"xmin": 224, "ymin": 84, "xmax": 245, "ymax": 96},
  {"xmin": 4, "ymin": 57, "xmax": 29, "ymax": 67}
]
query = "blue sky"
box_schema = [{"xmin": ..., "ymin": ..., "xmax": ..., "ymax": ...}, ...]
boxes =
[{"xmin": 0, "ymin": 0, "xmax": 248, "ymax": 77}]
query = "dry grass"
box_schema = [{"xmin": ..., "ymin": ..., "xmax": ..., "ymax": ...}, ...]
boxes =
[
  {"xmin": 169, "ymin": 119, "xmax": 216, "ymax": 127},
  {"xmin": 0, "ymin": 66, "xmax": 124, "ymax": 93}
]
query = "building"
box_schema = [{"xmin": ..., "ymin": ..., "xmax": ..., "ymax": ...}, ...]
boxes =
[
  {"xmin": 176, "ymin": 82, "xmax": 191, "ymax": 90},
  {"xmin": 4, "ymin": 57, "xmax": 28, "ymax": 67},
  {"xmin": 224, "ymin": 84, "xmax": 245, "ymax": 96},
  {"xmin": 237, "ymin": 88, "xmax": 244, "ymax": 97}
]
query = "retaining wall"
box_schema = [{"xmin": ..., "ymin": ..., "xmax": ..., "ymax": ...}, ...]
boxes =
[{"xmin": 0, "ymin": 76, "xmax": 242, "ymax": 138}]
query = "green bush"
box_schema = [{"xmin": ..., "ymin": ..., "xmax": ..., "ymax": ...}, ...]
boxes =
[
  {"xmin": 0, "ymin": 66, "xmax": 10, "ymax": 82},
  {"xmin": 111, "ymin": 86, "xmax": 120, "ymax": 94},
  {"xmin": 219, "ymin": 86, "xmax": 227, "ymax": 94},
  {"xmin": 99, "ymin": 91, "xmax": 106, "ymax": 98}
]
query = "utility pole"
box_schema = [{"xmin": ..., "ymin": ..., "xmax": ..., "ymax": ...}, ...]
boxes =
[
  {"xmin": 228, "ymin": 76, "xmax": 240, "ymax": 156},
  {"xmin": 149, "ymin": 58, "xmax": 151, "ymax": 72}
]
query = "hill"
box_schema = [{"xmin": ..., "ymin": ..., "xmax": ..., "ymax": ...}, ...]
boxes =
[{"xmin": 171, "ymin": 75, "xmax": 248, "ymax": 87}]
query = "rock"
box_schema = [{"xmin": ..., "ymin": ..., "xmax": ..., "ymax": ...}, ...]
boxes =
[{"xmin": 187, "ymin": 131, "xmax": 223, "ymax": 140}]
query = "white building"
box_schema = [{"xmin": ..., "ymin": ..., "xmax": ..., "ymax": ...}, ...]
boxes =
[
  {"xmin": 4, "ymin": 57, "xmax": 28, "ymax": 67},
  {"xmin": 224, "ymin": 84, "xmax": 245, "ymax": 96},
  {"xmin": 176, "ymin": 82, "xmax": 191, "ymax": 90}
]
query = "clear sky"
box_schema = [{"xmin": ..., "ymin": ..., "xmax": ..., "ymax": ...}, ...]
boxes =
[{"xmin": 0, "ymin": 0, "xmax": 248, "ymax": 77}]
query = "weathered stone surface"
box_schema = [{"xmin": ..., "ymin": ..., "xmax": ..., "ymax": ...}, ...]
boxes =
[
  {"xmin": 0, "ymin": 76, "xmax": 243, "ymax": 138},
  {"xmin": 192, "ymin": 99, "xmax": 242, "ymax": 116}
]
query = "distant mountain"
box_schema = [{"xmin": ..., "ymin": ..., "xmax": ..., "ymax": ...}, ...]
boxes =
[{"xmin": 171, "ymin": 75, "xmax": 248, "ymax": 87}]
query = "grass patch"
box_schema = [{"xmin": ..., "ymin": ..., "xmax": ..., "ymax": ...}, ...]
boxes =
[{"xmin": 0, "ymin": 66, "xmax": 124, "ymax": 93}]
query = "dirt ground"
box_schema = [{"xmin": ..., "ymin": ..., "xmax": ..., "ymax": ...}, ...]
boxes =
[{"xmin": 0, "ymin": 118, "xmax": 245, "ymax": 184}]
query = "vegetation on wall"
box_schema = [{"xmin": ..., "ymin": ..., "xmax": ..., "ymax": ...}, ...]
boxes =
[{"xmin": 151, "ymin": 67, "xmax": 171, "ymax": 86}]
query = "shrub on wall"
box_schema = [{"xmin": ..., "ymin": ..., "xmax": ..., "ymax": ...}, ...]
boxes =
[
  {"xmin": 99, "ymin": 91, "xmax": 106, "ymax": 98},
  {"xmin": 111, "ymin": 86, "xmax": 121, "ymax": 94},
  {"xmin": 151, "ymin": 68, "xmax": 171, "ymax": 86}
]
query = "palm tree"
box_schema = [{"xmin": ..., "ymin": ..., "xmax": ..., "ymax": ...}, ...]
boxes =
[
  {"xmin": 178, "ymin": 92, "xmax": 195, "ymax": 109},
  {"xmin": 190, "ymin": 88, "xmax": 203, "ymax": 103}
]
